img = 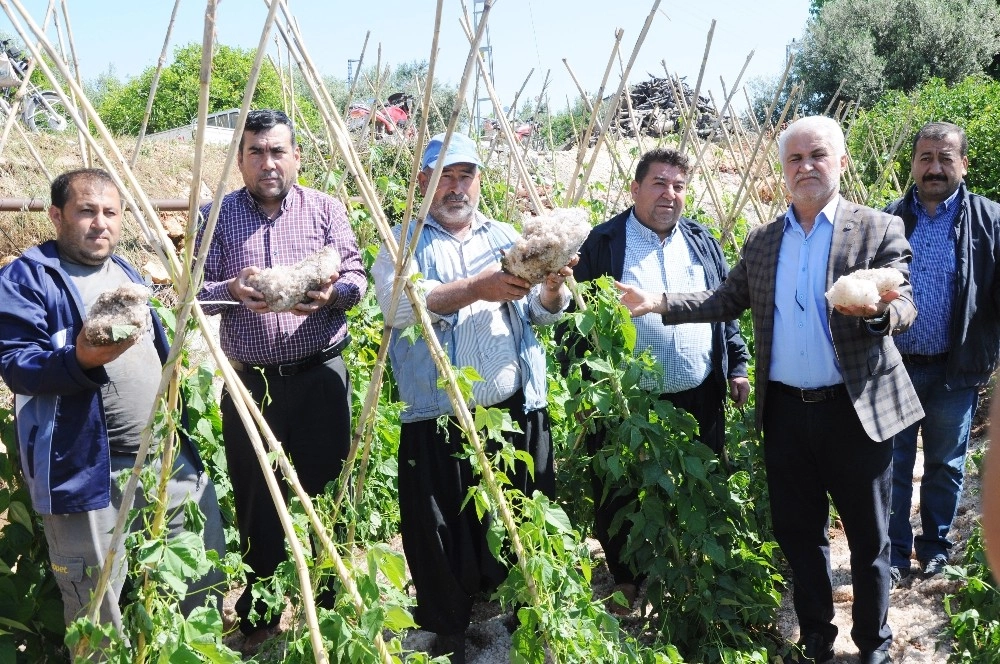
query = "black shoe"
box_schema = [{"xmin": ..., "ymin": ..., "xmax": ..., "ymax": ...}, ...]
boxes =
[
  {"xmin": 784, "ymin": 633, "xmax": 834, "ymax": 663},
  {"xmin": 431, "ymin": 632, "xmax": 466, "ymax": 664},
  {"xmin": 922, "ymin": 554, "xmax": 948, "ymax": 577},
  {"xmin": 858, "ymin": 649, "xmax": 891, "ymax": 664},
  {"xmin": 889, "ymin": 566, "xmax": 910, "ymax": 589}
]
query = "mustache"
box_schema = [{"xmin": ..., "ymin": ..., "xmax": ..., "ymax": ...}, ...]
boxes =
[
  {"xmin": 443, "ymin": 194, "xmax": 469, "ymax": 203},
  {"xmin": 922, "ymin": 173, "xmax": 948, "ymax": 182}
]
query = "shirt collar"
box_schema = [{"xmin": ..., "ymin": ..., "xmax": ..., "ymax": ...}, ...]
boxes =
[
  {"xmin": 242, "ymin": 184, "xmax": 298, "ymax": 217},
  {"xmin": 627, "ymin": 208, "xmax": 679, "ymax": 243},
  {"xmin": 911, "ymin": 182, "xmax": 962, "ymax": 218},
  {"xmin": 784, "ymin": 195, "xmax": 840, "ymax": 233},
  {"xmin": 425, "ymin": 209, "xmax": 490, "ymax": 235}
]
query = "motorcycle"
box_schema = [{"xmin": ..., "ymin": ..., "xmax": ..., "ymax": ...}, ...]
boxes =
[
  {"xmin": 346, "ymin": 92, "xmax": 414, "ymax": 140},
  {"xmin": 0, "ymin": 39, "xmax": 71, "ymax": 132}
]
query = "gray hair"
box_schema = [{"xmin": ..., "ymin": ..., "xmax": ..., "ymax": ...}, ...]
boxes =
[{"xmin": 778, "ymin": 116, "xmax": 846, "ymax": 161}]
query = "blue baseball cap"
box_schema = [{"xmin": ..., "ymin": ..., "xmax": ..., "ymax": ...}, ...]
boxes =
[{"xmin": 421, "ymin": 132, "xmax": 482, "ymax": 170}]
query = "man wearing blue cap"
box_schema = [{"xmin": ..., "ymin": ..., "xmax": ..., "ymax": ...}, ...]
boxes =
[{"xmin": 372, "ymin": 132, "xmax": 576, "ymax": 662}]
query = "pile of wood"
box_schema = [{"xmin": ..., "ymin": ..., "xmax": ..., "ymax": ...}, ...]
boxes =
[{"xmin": 607, "ymin": 75, "xmax": 736, "ymax": 141}]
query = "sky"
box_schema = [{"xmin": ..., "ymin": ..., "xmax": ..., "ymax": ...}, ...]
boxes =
[{"xmin": 0, "ymin": 1, "xmax": 811, "ymax": 117}]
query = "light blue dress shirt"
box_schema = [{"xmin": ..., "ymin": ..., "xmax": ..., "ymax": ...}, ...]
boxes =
[{"xmin": 769, "ymin": 197, "xmax": 843, "ymax": 388}]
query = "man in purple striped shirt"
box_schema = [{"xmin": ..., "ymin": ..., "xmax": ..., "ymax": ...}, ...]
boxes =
[{"xmin": 195, "ymin": 109, "xmax": 366, "ymax": 651}]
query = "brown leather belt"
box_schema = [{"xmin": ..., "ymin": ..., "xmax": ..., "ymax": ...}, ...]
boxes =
[
  {"xmin": 770, "ymin": 381, "xmax": 847, "ymax": 403},
  {"xmin": 900, "ymin": 353, "xmax": 948, "ymax": 366},
  {"xmin": 230, "ymin": 334, "xmax": 351, "ymax": 377}
]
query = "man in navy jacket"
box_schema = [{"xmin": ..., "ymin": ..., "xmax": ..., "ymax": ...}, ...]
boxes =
[
  {"xmin": 572, "ymin": 147, "xmax": 750, "ymax": 612},
  {"xmin": 884, "ymin": 122, "xmax": 1000, "ymax": 584},
  {"xmin": 0, "ymin": 169, "xmax": 225, "ymax": 641}
]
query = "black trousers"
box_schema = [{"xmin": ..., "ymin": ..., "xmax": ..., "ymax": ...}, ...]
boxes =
[
  {"xmin": 397, "ymin": 390, "xmax": 555, "ymax": 635},
  {"xmin": 590, "ymin": 376, "xmax": 725, "ymax": 585},
  {"xmin": 221, "ymin": 355, "xmax": 351, "ymax": 632},
  {"xmin": 763, "ymin": 385, "xmax": 893, "ymax": 653}
]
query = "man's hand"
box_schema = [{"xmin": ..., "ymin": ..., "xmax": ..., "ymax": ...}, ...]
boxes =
[
  {"xmin": 228, "ymin": 267, "xmax": 271, "ymax": 314},
  {"xmin": 615, "ymin": 281, "xmax": 665, "ymax": 317},
  {"xmin": 74, "ymin": 328, "xmax": 138, "ymax": 370},
  {"xmin": 539, "ymin": 254, "xmax": 579, "ymax": 312},
  {"xmin": 291, "ymin": 272, "xmax": 339, "ymax": 316},
  {"xmin": 471, "ymin": 263, "xmax": 532, "ymax": 302},
  {"xmin": 729, "ymin": 376, "xmax": 751, "ymax": 408},
  {"xmin": 834, "ymin": 289, "xmax": 898, "ymax": 318}
]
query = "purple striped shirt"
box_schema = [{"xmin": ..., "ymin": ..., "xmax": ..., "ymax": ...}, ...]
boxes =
[{"xmin": 195, "ymin": 185, "xmax": 367, "ymax": 365}]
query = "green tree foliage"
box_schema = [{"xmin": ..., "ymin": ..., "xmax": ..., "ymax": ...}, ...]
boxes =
[
  {"xmin": 794, "ymin": 0, "xmax": 1000, "ymax": 113},
  {"xmin": 96, "ymin": 43, "xmax": 286, "ymax": 135},
  {"xmin": 848, "ymin": 75, "xmax": 1000, "ymax": 203}
]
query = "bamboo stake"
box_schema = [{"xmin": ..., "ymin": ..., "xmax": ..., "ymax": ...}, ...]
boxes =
[
  {"xmin": 679, "ymin": 19, "xmax": 714, "ymax": 154},
  {"xmin": 57, "ymin": 0, "xmax": 87, "ymax": 166},
  {"xmin": 130, "ymin": 0, "xmax": 181, "ymax": 168},
  {"xmin": 564, "ymin": 29, "xmax": 623, "ymax": 198},
  {"xmin": 572, "ymin": 0, "xmax": 661, "ymax": 204}
]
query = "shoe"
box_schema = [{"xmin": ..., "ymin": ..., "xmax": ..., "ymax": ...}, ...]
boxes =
[
  {"xmin": 607, "ymin": 582, "xmax": 638, "ymax": 616},
  {"xmin": 889, "ymin": 566, "xmax": 910, "ymax": 589},
  {"xmin": 858, "ymin": 649, "xmax": 891, "ymax": 664},
  {"xmin": 784, "ymin": 633, "xmax": 834, "ymax": 663},
  {"xmin": 239, "ymin": 624, "xmax": 282, "ymax": 656},
  {"xmin": 922, "ymin": 554, "xmax": 948, "ymax": 577},
  {"xmin": 430, "ymin": 632, "xmax": 466, "ymax": 664}
]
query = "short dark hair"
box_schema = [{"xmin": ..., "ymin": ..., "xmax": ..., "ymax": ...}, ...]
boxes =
[
  {"xmin": 50, "ymin": 168, "xmax": 116, "ymax": 209},
  {"xmin": 634, "ymin": 147, "xmax": 690, "ymax": 184},
  {"xmin": 912, "ymin": 121, "xmax": 967, "ymax": 158},
  {"xmin": 239, "ymin": 109, "xmax": 296, "ymax": 152}
]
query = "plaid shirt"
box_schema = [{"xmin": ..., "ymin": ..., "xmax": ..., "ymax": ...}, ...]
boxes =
[
  {"xmin": 195, "ymin": 185, "xmax": 366, "ymax": 365},
  {"xmin": 894, "ymin": 187, "xmax": 960, "ymax": 355}
]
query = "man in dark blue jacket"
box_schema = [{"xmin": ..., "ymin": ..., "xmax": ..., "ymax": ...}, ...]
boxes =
[
  {"xmin": 884, "ymin": 122, "xmax": 1000, "ymax": 585},
  {"xmin": 572, "ymin": 147, "xmax": 750, "ymax": 612},
  {"xmin": 0, "ymin": 169, "xmax": 225, "ymax": 642}
]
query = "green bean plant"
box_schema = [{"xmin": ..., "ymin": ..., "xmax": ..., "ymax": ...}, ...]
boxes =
[{"xmin": 557, "ymin": 276, "xmax": 781, "ymax": 662}]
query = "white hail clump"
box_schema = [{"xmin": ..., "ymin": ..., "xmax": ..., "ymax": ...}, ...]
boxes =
[
  {"xmin": 501, "ymin": 207, "xmax": 591, "ymax": 284},
  {"xmin": 825, "ymin": 267, "xmax": 905, "ymax": 307},
  {"xmin": 245, "ymin": 246, "xmax": 342, "ymax": 313},
  {"xmin": 83, "ymin": 282, "xmax": 152, "ymax": 345}
]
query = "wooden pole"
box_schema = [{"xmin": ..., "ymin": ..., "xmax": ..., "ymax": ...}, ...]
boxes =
[{"xmin": 130, "ymin": 0, "xmax": 182, "ymax": 168}]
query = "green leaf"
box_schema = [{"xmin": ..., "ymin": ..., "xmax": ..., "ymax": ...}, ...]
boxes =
[
  {"xmin": 383, "ymin": 605, "xmax": 418, "ymax": 631},
  {"xmin": 111, "ymin": 324, "xmax": 138, "ymax": 341},
  {"xmin": 7, "ymin": 501, "xmax": 32, "ymax": 533}
]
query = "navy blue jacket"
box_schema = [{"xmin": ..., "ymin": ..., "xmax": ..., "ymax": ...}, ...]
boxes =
[
  {"xmin": 0, "ymin": 241, "xmax": 178, "ymax": 514},
  {"xmin": 885, "ymin": 182, "xmax": 1000, "ymax": 389},
  {"xmin": 574, "ymin": 208, "xmax": 749, "ymax": 390}
]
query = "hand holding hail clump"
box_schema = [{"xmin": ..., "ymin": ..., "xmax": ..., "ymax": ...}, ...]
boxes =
[
  {"xmin": 826, "ymin": 267, "xmax": 904, "ymax": 318},
  {"xmin": 77, "ymin": 283, "xmax": 151, "ymax": 369},
  {"xmin": 234, "ymin": 246, "xmax": 342, "ymax": 316}
]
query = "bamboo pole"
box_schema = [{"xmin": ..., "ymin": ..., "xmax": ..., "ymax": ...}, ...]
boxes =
[
  {"xmin": 130, "ymin": 0, "xmax": 181, "ymax": 168},
  {"xmin": 564, "ymin": 29, "xmax": 622, "ymax": 199},
  {"xmin": 57, "ymin": 0, "xmax": 87, "ymax": 166},
  {"xmin": 679, "ymin": 19, "xmax": 714, "ymax": 154},
  {"xmin": 572, "ymin": 0, "xmax": 661, "ymax": 204}
]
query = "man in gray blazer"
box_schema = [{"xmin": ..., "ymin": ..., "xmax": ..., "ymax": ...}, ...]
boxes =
[{"xmin": 617, "ymin": 116, "xmax": 922, "ymax": 664}]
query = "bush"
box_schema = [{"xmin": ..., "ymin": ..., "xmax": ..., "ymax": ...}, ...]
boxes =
[{"xmin": 848, "ymin": 76, "xmax": 1000, "ymax": 204}]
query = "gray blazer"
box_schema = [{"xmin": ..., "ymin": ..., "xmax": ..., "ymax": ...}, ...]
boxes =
[{"xmin": 660, "ymin": 198, "xmax": 924, "ymax": 442}]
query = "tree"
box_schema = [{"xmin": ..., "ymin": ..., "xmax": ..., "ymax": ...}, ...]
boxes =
[
  {"xmin": 96, "ymin": 43, "xmax": 286, "ymax": 135},
  {"xmin": 793, "ymin": 0, "xmax": 1000, "ymax": 113}
]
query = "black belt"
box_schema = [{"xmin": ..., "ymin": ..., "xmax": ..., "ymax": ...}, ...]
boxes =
[
  {"xmin": 901, "ymin": 353, "xmax": 948, "ymax": 366},
  {"xmin": 770, "ymin": 381, "xmax": 847, "ymax": 403},
  {"xmin": 231, "ymin": 334, "xmax": 350, "ymax": 377}
]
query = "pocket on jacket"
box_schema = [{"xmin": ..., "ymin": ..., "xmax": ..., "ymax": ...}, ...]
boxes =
[{"xmin": 867, "ymin": 342, "xmax": 900, "ymax": 375}]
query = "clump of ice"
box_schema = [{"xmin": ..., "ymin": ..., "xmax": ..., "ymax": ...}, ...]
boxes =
[
  {"xmin": 826, "ymin": 267, "xmax": 905, "ymax": 307},
  {"xmin": 83, "ymin": 283, "xmax": 152, "ymax": 345},
  {"xmin": 501, "ymin": 207, "xmax": 591, "ymax": 284},
  {"xmin": 245, "ymin": 245, "xmax": 342, "ymax": 313}
]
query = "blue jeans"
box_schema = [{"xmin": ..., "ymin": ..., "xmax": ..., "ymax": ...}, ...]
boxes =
[{"xmin": 889, "ymin": 361, "xmax": 977, "ymax": 569}]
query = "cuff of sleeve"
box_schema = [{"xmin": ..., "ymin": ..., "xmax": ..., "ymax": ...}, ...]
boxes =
[{"xmin": 864, "ymin": 308, "xmax": 891, "ymax": 333}]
